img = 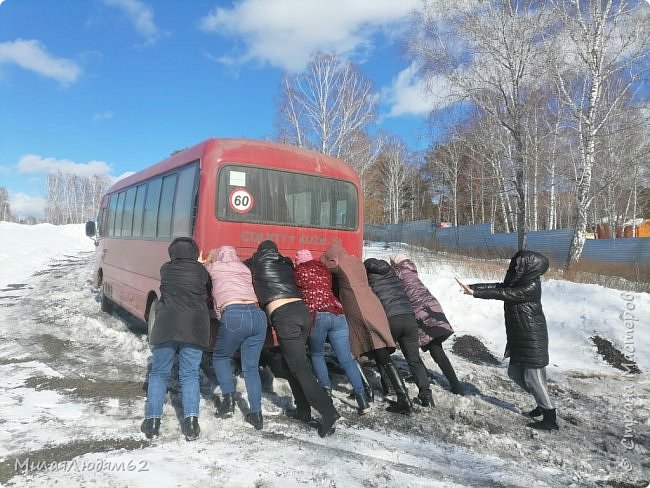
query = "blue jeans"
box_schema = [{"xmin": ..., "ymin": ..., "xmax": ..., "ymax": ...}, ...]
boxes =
[
  {"xmin": 213, "ymin": 304, "xmax": 267, "ymax": 413},
  {"xmin": 308, "ymin": 312, "xmax": 365, "ymax": 396},
  {"xmin": 145, "ymin": 341, "xmax": 203, "ymax": 419}
]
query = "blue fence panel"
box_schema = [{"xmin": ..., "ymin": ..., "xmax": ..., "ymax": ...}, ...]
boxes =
[{"xmin": 363, "ymin": 222, "xmax": 650, "ymax": 265}]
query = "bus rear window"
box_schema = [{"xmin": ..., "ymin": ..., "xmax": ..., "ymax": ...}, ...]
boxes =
[{"xmin": 216, "ymin": 165, "xmax": 358, "ymax": 230}]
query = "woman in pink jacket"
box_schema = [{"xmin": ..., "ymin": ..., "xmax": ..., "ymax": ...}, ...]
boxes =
[{"xmin": 203, "ymin": 245, "xmax": 267, "ymax": 430}]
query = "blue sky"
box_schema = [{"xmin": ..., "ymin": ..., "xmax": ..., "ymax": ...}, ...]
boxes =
[{"xmin": 0, "ymin": 0, "xmax": 440, "ymax": 218}]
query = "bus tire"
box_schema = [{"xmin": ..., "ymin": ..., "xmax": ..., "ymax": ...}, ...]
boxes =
[
  {"xmin": 147, "ymin": 297, "xmax": 158, "ymax": 349},
  {"xmin": 100, "ymin": 285, "xmax": 114, "ymax": 314}
]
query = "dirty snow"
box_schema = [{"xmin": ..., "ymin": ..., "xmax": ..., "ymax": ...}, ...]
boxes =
[{"xmin": 0, "ymin": 222, "xmax": 648, "ymax": 487}]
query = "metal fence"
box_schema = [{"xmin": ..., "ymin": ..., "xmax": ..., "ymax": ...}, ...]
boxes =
[{"xmin": 364, "ymin": 221, "xmax": 650, "ymax": 266}]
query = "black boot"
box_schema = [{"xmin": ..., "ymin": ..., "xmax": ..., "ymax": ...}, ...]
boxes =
[
  {"xmin": 140, "ymin": 418, "xmax": 160, "ymax": 439},
  {"xmin": 317, "ymin": 410, "xmax": 341, "ymax": 438},
  {"xmin": 355, "ymin": 360, "xmax": 374, "ymax": 402},
  {"xmin": 355, "ymin": 392, "xmax": 371, "ymax": 415},
  {"xmin": 430, "ymin": 345, "xmax": 463, "ymax": 395},
  {"xmin": 378, "ymin": 363, "xmax": 393, "ymax": 396},
  {"xmin": 216, "ymin": 392, "xmax": 236, "ymax": 417},
  {"xmin": 527, "ymin": 406, "xmax": 543, "ymax": 418},
  {"xmin": 285, "ymin": 407, "xmax": 312, "ymax": 423},
  {"xmin": 418, "ymin": 388, "xmax": 434, "ymax": 408},
  {"xmin": 528, "ymin": 408, "xmax": 559, "ymax": 431},
  {"xmin": 245, "ymin": 411, "xmax": 264, "ymax": 430},
  {"xmin": 381, "ymin": 362, "xmax": 413, "ymax": 415},
  {"xmin": 182, "ymin": 416, "xmax": 200, "ymax": 441}
]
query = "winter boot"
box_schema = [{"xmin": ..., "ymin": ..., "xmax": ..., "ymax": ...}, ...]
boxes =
[
  {"xmin": 378, "ymin": 363, "xmax": 393, "ymax": 396},
  {"xmin": 182, "ymin": 416, "xmax": 200, "ymax": 441},
  {"xmin": 382, "ymin": 362, "xmax": 413, "ymax": 415},
  {"xmin": 140, "ymin": 418, "xmax": 160, "ymax": 439},
  {"xmin": 285, "ymin": 407, "xmax": 312, "ymax": 423},
  {"xmin": 355, "ymin": 392, "xmax": 371, "ymax": 415},
  {"xmin": 355, "ymin": 359, "xmax": 374, "ymax": 402},
  {"xmin": 528, "ymin": 408, "xmax": 559, "ymax": 431},
  {"xmin": 418, "ymin": 388, "xmax": 434, "ymax": 408},
  {"xmin": 322, "ymin": 386, "xmax": 332, "ymax": 398},
  {"xmin": 317, "ymin": 410, "xmax": 341, "ymax": 438},
  {"xmin": 527, "ymin": 406, "xmax": 543, "ymax": 418},
  {"xmin": 245, "ymin": 411, "xmax": 264, "ymax": 430},
  {"xmin": 430, "ymin": 345, "xmax": 464, "ymax": 395},
  {"xmin": 216, "ymin": 392, "xmax": 236, "ymax": 417}
]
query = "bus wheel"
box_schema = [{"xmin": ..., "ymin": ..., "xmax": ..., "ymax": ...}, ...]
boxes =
[
  {"xmin": 147, "ymin": 297, "xmax": 158, "ymax": 348},
  {"xmin": 100, "ymin": 285, "xmax": 113, "ymax": 314}
]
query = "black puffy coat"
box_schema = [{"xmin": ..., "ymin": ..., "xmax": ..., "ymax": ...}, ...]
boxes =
[
  {"xmin": 364, "ymin": 258, "xmax": 413, "ymax": 318},
  {"xmin": 150, "ymin": 237, "xmax": 211, "ymax": 349},
  {"xmin": 247, "ymin": 240, "xmax": 302, "ymax": 308},
  {"xmin": 470, "ymin": 250, "xmax": 549, "ymax": 368}
]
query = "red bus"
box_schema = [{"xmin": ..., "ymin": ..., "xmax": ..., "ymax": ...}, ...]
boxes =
[{"xmin": 86, "ymin": 138, "xmax": 363, "ymax": 335}]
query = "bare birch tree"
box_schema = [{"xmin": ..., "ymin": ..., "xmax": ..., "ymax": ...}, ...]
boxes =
[
  {"xmin": 409, "ymin": 0, "xmax": 554, "ymax": 249},
  {"xmin": 549, "ymin": 0, "xmax": 650, "ymax": 266},
  {"xmin": 276, "ymin": 53, "xmax": 382, "ymax": 179}
]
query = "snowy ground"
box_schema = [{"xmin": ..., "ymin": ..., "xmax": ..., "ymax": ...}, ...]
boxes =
[{"xmin": 0, "ymin": 222, "xmax": 648, "ymax": 487}]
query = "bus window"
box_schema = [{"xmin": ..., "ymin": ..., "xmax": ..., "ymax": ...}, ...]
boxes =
[
  {"xmin": 157, "ymin": 174, "xmax": 177, "ymax": 239},
  {"xmin": 143, "ymin": 178, "xmax": 162, "ymax": 239},
  {"xmin": 114, "ymin": 191, "xmax": 126, "ymax": 237},
  {"xmin": 108, "ymin": 194, "xmax": 118, "ymax": 236},
  {"xmin": 216, "ymin": 165, "xmax": 358, "ymax": 230},
  {"xmin": 121, "ymin": 187, "xmax": 137, "ymax": 237},
  {"xmin": 172, "ymin": 162, "xmax": 198, "ymax": 237},
  {"xmin": 132, "ymin": 184, "xmax": 146, "ymax": 238}
]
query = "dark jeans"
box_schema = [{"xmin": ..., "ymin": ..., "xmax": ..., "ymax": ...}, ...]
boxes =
[
  {"xmin": 269, "ymin": 301, "xmax": 337, "ymax": 420},
  {"xmin": 388, "ymin": 313, "xmax": 430, "ymax": 392}
]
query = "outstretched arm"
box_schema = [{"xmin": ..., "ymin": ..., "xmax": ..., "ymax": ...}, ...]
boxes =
[{"xmin": 455, "ymin": 277, "xmax": 474, "ymax": 295}]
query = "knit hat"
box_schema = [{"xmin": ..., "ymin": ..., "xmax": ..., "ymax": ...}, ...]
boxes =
[
  {"xmin": 295, "ymin": 249, "xmax": 313, "ymax": 265},
  {"xmin": 390, "ymin": 253, "xmax": 409, "ymax": 264}
]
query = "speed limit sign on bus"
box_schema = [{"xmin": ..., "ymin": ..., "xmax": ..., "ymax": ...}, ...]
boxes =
[{"xmin": 229, "ymin": 188, "xmax": 254, "ymax": 213}]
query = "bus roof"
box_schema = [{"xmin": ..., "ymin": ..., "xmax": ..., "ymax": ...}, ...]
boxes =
[{"xmin": 107, "ymin": 138, "xmax": 360, "ymax": 195}]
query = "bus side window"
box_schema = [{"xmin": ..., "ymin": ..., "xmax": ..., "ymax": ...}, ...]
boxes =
[
  {"xmin": 143, "ymin": 178, "xmax": 162, "ymax": 239},
  {"xmin": 157, "ymin": 173, "xmax": 177, "ymax": 239},
  {"xmin": 172, "ymin": 162, "xmax": 198, "ymax": 237}
]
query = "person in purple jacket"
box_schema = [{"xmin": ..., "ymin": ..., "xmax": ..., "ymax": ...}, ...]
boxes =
[{"xmin": 390, "ymin": 253, "xmax": 464, "ymax": 396}]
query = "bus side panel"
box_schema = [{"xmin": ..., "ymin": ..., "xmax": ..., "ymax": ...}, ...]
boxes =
[{"xmin": 100, "ymin": 238, "xmax": 168, "ymax": 320}]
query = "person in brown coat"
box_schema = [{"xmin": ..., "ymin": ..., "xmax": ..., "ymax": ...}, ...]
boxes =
[{"xmin": 321, "ymin": 244, "xmax": 413, "ymax": 414}]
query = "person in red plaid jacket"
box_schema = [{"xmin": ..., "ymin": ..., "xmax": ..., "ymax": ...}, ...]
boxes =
[{"xmin": 294, "ymin": 249, "xmax": 371, "ymax": 414}]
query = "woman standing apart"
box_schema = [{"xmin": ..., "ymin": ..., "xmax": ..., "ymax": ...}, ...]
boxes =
[
  {"xmin": 321, "ymin": 244, "xmax": 413, "ymax": 415},
  {"xmin": 141, "ymin": 237, "xmax": 211, "ymax": 441},
  {"xmin": 203, "ymin": 245, "xmax": 267, "ymax": 430},
  {"xmin": 456, "ymin": 250, "xmax": 558, "ymax": 430},
  {"xmin": 293, "ymin": 249, "xmax": 371, "ymax": 414},
  {"xmin": 390, "ymin": 253, "xmax": 463, "ymax": 395},
  {"xmin": 247, "ymin": 241, "xmax": 340, "ymax": 437}
]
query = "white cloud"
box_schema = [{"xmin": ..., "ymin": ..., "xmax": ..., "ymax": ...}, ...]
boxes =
[
  {"xmin": 102, "ymin": 0, "xmax": 165, "ymax": 45},
  {"xmin": 17, "ymin": 155, "xmax": 112, "ymax": 179},
  {"xmin": 199, "ymin": 0, "xmax": 420, "ymax": 72},
  {"xmin": 382, "ymin": 63, "xmax": 456, "ymax": 117},
  {"xmin": 8, "ymin": 192, "xmax": 47, "ymax": 219},
  {"xmin": 0, "ymin": 39, "xmax": 81, "ymax": 86}
]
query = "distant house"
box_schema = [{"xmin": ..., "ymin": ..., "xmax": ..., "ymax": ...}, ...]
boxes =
[{"xmin": 594, "ymin": 218, "xmax": 649, "ymax": 238}]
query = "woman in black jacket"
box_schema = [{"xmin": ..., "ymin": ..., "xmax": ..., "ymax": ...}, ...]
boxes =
[
  {"xmin": 457, "ymin": 250, "xmax": 558, "ymax": 431},
  {"xmin": 364, "ymin": 258, "xmax": 433, "ymax": 413},
  {"xmin": 247, "ymin": 240, "xmax": 340, "ymax": 437},
  {"xmin": 141, "ymin": 237, "xmax": 212, "ymax": 441}
]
